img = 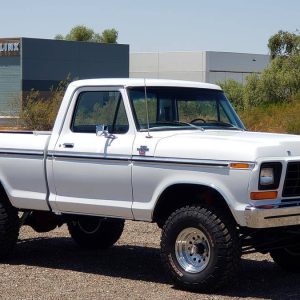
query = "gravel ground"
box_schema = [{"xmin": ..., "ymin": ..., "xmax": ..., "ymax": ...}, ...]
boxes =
[{"xmin": 1, "ymin": 221, "xmax": 300, "ymax": 300}]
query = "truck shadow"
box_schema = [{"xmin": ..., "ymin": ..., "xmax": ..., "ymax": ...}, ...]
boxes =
[{"xmin": 6, "ymin": 236, "xmax": 300, "ymax": 299}]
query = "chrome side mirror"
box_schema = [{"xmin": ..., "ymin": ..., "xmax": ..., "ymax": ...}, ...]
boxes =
[{"xmin": 96, "ymin": 124, "xmax": 109, "ymax": 137}]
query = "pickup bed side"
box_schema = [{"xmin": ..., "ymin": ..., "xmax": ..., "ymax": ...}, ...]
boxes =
[{"xmin": 0, "ymin": 132, "xmax": 50, "ymax": 211}]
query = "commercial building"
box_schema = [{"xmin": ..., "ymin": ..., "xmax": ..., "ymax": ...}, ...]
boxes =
[
  {"xmin": 130, "ymin": 51, "xmax": 269, "ymax": 84},
  {"xmin": 0, "ymin": 38, "xmax": 129, "ymax": 117},
  {"xmin": 0, "ymin": 37, "xmax": 270, "ymax": 122}
]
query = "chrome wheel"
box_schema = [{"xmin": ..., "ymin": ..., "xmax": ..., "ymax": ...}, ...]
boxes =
[
  {"xmin": 161, "ymin": 206, "xmax": 240, "ymax": 291},
  {"xmin": 175, "ymin": 227, "xmax": 210, "ymax": 273}
]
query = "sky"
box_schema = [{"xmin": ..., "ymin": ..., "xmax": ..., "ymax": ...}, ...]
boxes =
[{"xmin": 0, "ymin": 0, "xmax": 299, "ymax": 54}]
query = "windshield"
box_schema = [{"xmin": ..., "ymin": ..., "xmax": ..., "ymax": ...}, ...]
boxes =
[{"xmin": 128, "ymin": 87, "xmax": 245, "ymax": 131}]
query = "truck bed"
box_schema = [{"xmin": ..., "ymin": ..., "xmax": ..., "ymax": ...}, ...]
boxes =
[{"xmin": 0, "ymin": 131, "xmax": 51, "ymax": 211}]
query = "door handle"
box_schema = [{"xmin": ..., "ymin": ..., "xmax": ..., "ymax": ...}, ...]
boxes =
[{"xmin": 63, "ymin": 143, "xmax": 74, "ymax": 148}]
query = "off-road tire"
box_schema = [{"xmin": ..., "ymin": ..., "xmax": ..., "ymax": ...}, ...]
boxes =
[
  {"xmin": 160, "ymin": 205, "xmax": 240, "ymax": 292},
  {"xmin": 270, "ymin": 247, "xmax": 300, "ymax": 272},
  {"xmin": 68, "ymin": 216, "xmax": 124, "ymax": 250},
  {"xmin": 0, "ymin": 197, "xmax": 19, "ymax": 258}
]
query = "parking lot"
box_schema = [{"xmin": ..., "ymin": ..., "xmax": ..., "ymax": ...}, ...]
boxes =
[{"xmin": 1, "ymin": 221, "xmax": 300, "ymax": 300}]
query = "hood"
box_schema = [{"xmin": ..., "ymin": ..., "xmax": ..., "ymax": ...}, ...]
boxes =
[{"xmin": 154, "ymin": 130, "xmax": 300, "ymax": 161}]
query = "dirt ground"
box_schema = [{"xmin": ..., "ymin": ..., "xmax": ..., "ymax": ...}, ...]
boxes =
[{"xmin": 1, "ymin": 221, "xmax": 300, "ymax": 300}]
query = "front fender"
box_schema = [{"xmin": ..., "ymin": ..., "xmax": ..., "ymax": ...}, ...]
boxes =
[{"xmin": 131, "ymin": 163, "xmax": 251, "ymax": 226}]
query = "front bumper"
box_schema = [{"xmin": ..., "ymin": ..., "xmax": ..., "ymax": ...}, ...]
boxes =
[{"xmin": 244, "ymin": 205, "xmax": 300, "ymax": 228}]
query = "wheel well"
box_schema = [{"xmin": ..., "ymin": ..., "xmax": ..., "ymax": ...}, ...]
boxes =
[{"xmin": 153, "ymin": 184, "xmax": 235, "ymax": 228}]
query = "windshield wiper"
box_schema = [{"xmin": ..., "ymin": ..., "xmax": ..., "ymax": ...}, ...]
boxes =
[
  {"xmin": 140, "ymin": 121, "xmax": 205, "ymax": 132},
  {"xmin": 208, "ymin": 121, "xmax": 244, "ymax": 131},
  {"xmin": 171, "ymin": 121, "xmax": 205, "ymax": 131}
]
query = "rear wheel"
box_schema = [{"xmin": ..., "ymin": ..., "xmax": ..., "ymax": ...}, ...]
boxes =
[
  {"xmin": 160, "ymin": 205, "xmax": 240, "ymax": 292},
  {"xmin": 270, "ymin": 246, "xmax": 300, "ymax": 272},
  {"xmin": 0, "ymin": 197, "xmax": 19, "ymax": 258},
  {"xmin": 68, "ymin": 216, "xmax": 124, "ymax": 250}
]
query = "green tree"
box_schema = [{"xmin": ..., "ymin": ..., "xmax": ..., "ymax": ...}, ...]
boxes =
[
  {"xmin": 55, "ymin": 25, "xmax": 118, "ymax": 43},
  {"xmin": 221, "ymin": 30, "xmax": 300, "ymax": 109},
  {"xmin": 218, "ymin": 80, "xmax": 245, "ymax": 110},
  {"xmin": 222, "ymin": 54, "xmax": 300, "ymax": 109},
  {"xmin": 65, "ymin": 25, "xmax": 94, "ymax": 41},
  {"xmin": 268, "ymin": 30, "xmax": 300, "ymax": 59},
  {"xmin": 243, "ymin": 73, "xmax": 264, "ymax": 107},
  {"xmin": 261, "ymin": 54, "xmax": 300, "ymax": 102},
  {"xmin": 98, "ymin": 28, "xmax": 118, "ymax": 43},
  {"xmin": 54, "ymin": 34, "xmax": 64, "ymax": 40}
]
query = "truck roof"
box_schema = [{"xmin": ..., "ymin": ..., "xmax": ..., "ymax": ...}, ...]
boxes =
[{"xmin": 70, "ymin": 78, "xmax": 222, "ymax": 90}]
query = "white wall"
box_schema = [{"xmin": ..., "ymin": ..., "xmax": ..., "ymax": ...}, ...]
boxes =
[
  {"xmin": 130, "ymin": 52, "xmax": 160, "ymax": 78},
  {"xmin": 130, "ymin": 51, "xmax": 270, "ymax": 84},
  {"xmin": 130, "ymin": 51, "xmax": 206, "ymax": 82}
]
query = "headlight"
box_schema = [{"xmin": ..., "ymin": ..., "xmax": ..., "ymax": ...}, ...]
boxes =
[
  {"xmin": 259, "ymin": 162, "xmax": 282, "ymax": 190},
  {"xmin": 260, "ymin": 168, "xmax": 274, "ymax": 186}
]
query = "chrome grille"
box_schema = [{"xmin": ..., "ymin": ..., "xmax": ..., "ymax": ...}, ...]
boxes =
[{"xmin": 282, "ymin": 162, "xmax": 300, "ymax": 198}]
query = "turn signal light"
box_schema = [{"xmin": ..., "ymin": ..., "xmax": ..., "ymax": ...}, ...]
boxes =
[
  {"xmin": 230, "ymin": 163, "xmax": 251, "ymax": 169},
  {"xmin": 250, "ymin": 191, "xmax": 278, "ymax": 200}
]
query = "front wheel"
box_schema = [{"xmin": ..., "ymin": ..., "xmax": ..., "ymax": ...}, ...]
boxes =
[
  {"xmin": 68, "ymin": 216, "xmax": 124, "ymax": 250},
  {"xmin": 270, "ymin": 246, "xmax": 300, "ymax": 272},
  {"xmin": 160, "ymin": 205, "xmax": 240, "ymax": 292}
]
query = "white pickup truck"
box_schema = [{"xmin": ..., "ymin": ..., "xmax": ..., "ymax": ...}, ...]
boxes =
[{"xmin": 1, "ymin": 78, "xmax": 300, "ymax": 291}]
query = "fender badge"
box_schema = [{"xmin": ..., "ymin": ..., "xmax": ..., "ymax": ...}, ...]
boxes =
[{"xmin": 137, "ymin": 145, "xmax": 149, "ymax": 156}]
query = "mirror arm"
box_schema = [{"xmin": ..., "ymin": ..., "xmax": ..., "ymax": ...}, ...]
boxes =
[{"xmin": 96, "ymin": 124, "xmax": 116, "ymax": 139}]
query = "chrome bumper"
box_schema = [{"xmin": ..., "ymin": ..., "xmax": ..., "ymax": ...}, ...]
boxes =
[{"xmin": 244, "ymin": 205, "xmax": 300, "ymax": 228}]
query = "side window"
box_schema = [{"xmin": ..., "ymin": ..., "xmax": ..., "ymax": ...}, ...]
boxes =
[{"xmin": 71, "ymin": 91, "xmax": 129, "ymax": 134}]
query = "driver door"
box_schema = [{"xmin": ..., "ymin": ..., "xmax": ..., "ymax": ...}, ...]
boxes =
[{"xmin": 51, "ymin": 87, "xmax": 134, "ymax": 219}]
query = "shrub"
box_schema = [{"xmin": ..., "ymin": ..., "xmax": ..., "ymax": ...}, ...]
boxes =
[
  {"xmin": 218, "ymin": 80, "xmax": 245, "ymax": 110},
  {"xmin": 238, "ymin": 94, "xmax": 300, "ymax": 134},
  {"xmin": 221, "ymin": 54, "xmax": 300, "ymax": 109},
  {"xmin": 260, "ymin": 55, "xmax": 300, "ymax": 103},
  {"xmin": 19, "ymin": 77, "xmax": 71, "ymax": 130}
]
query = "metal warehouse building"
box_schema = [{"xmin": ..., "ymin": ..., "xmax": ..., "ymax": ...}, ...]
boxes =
[
  {"xmin": 0, "ymin": 38, "xmax": 270, "ymax": 121},
  {"xmin": 0, "ymin": 38, "xmax": 129, "ymax": 118},
  {"xmin": 130, "ymin": 51, "xmax": 269, "ymax": 84}
]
